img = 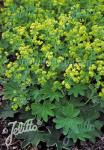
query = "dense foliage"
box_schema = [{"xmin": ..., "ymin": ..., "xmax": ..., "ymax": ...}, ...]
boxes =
[{"xmin": 0, "ymin": 0, "xmax": 104, "ymax": 149}]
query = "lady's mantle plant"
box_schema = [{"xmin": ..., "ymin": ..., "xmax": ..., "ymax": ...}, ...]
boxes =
[{"xmin": 0, "ymin": 0, "xmax": 104, "ymax": 148}]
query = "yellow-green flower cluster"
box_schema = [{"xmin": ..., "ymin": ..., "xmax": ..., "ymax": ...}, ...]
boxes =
[
  {"xmin": 14, "ymin": 26, "xmax": 26, "ymax": 36},
  {"xmin": 99, "ymin": 88, "xmax": 104, "ymax": 97},
  {"xmin": 1, "ymin": 0, "xmax": 104, "ymax": 110},
  {"xmin": 5, "ymin": 62, "xmax": 18, "ymax": 78},
  {"xmin": 89, "ymin": 64, "xmax": 96, "ymax": 77},
  {"xmin": 64, "ymin": 63, "xmax": 81, "ymax": 84},
  {"xmin": 4, "ymin": 0, "xmax": 13, "ymax": 6},
  {"xmin": 52, "ymin": 0, "xmax": 65, "ymax": 5},
  {"xmin": 19, "ymin": 45, "xmax": 33, "ymax": 58}
]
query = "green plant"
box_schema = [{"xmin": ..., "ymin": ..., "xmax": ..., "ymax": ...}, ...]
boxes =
[{"xmin": 0, "ymin": 0, "xmax": 104, "ymax": 149}]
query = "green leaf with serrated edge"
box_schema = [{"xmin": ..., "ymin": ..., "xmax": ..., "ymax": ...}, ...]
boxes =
[
  {"xmin": 16, "ymin": 127, "xmax": 72, "ymax": 150},
  {"xmin": 40, "ymin": 82, "xmax": 63, "ymax": 101},
  {"xmin": 68, "ymin": 84, "xmax": 88, "ymax": 97},
  {"xmin": 16, "ymin": 131, "xmax": 46, "ymax": 148},
  {"xmin": 45, "ymin": 127, "xmax": 72, "ymax": 150},
  {"xmin": 31, "ymin": 102, "xmax": 56, "ymax": 122},
  {"xmin": 54, "ymin": 103, "xmax": 103, "ymax": 142}
]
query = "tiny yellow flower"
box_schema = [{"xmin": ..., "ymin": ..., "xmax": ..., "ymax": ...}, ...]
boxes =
[
  {"xmin": 7, "ymin": 62, "xmax": 12, "ymax": 68},
  {"xmin": 12, "ymin": 97, "xmax": 17, "ymax": 102},
  {"xmin": 62, "ymin": 81, "xmax": 65, "ymax": 85},
  {"xmin": 11, "ymin": 104, "xmax": 18, "ymax": 111},
  {"xmin": 65, "ymin": 83, "xmax": 71, "ymax": 89}
]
